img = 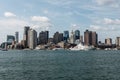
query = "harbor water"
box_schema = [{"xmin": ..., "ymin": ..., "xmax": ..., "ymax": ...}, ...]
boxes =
[{"xmin": 0, "ymin": 50, "xmax": 120, "ymax": 80}]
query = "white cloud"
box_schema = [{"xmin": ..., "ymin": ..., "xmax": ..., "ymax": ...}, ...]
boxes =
[
  {"xmin": 4, "ymin": 12, "xmax": 16, "ymax": 17},
  {"xmin": 0, "ymin": 18, "xmax": 30, "ymax": 28},
  {"xmin": 95, "ymin": 18, "xmax": 120, "ymax": 25},
  {"xmin": 89, "ymin": 25, "xmax": 118, "ymax": 31},
  {"xmin": 103, "ymin": 18, "xmax": 120, "ymax": 25},
  {"xmin": 31, "ymin": 16, "xmax": 52, "ymax": 32},
  {"xmin": 31, "ymin": 16, "xmax": 50, "ymax": 22},
  {"xmin": 32, "ymin": 23, "xmax": 52, "ymax": 32},
  {"xmin": 95, "ymin": 0, "xmax": 119, "ymax": 7}
]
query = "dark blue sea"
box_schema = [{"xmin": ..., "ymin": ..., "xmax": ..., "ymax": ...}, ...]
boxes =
[{"xmin": 0, "ymin": 50, "xmax": 120, "ymax": 80}]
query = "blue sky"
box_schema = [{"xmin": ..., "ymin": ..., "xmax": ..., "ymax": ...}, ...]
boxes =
[{"xmin": 0, "ymin": 0, "xmax": 120, "ymax": 43}]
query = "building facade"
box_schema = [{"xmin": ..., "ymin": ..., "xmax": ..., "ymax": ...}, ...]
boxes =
[
  {"xmin": 84, "ymin": 30, "xmax": 92, "ymax": 45},
  {"xmin": 7, "ymin": 35, "xmax": 15, "ymax": 44},
  {"xmin": 80, "ymin": 35, "xmax": 83, "ymax": 43},
  {"xmin": 105, "ymin": 38, "xmax": 112, "ymax": 45},
  {"xmin": 23, "ymin": 26, "xmax": 30, "ymax": 48},
  {"xmin": 63, "ymin": 31, "xmax": 69, "ymax": 43},
  {"xmin": 75, "ymin": 30, "xmax": 80, "ymax": 40},
  {"xmin": 116, "ymin": 37, "xmax": 120, "ymax": 47},
  {"xmin": 84, "ymin": 30, "xmax": 98, "ymax": 46},
  {"xmin": 28, "ymin": 29, "xmax": 37, "ymax": 49},
  {"xmin": 39, "ymin": 31, "xmax": 49, "ymax": 44},
  {"xmin": 15, "ymin": 32, "xmax": 19, "ymax": 43},
  {"xmin": 53, "ymin": 32, "xmax": 63, "ymax": 44},
  {"xmin": 69, "ymin": 30, "xmax": 75, "ymax": 44},
  {"xmin": 92, "ymin": 32, "xmax": 98, "ymax": 46}
]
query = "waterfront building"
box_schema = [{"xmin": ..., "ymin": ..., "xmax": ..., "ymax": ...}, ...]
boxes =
[
  {"xmin": 59, "ymin": 33, "xmax": 64, "ymax": 42},
  {"xmin": 92, "ymin": 32, "xmax": 98, "ymax": 46},
  {"xmin": 15, "ymin": 32, "xmax": 19, "ymax": 43},
  {"xmin": 53, "ymin": 32, "xmax": 63, "ymax": 44},
  {"xmin": 48, "ymin": 38, "xmax": 53, "ymax": 43},
  {"xmin": 23, "ymin": 26, "xmax": 30, "ymax": 48},
  {"xmin": 21, "ymin": 40, "xmax": 26, "ymax": 48},
  {"xmin": 84, "ymin": 30, "xmax": 92, "ymax": 46},
  {"xmin": 69, "ymin": 30, "xmax": 75, "ymax": 44},
  {"xmin": 7, "ymin": 35, "xmax": 15, "ymax": 44},
  {"xmin": 39, "ymin": 31, "xmax": 49, "ymax": 44},
  {"xmin": 28, "ymin": 29, "xmax": 37, "ymax": 49},
  {"xmin": 84, "ymin": 30, "xmax": 98, "ymax": 46},
  {"xmin": 116, "ymin": 37, "xmax": 120, "ymax": 47},
  {"xmin": 75, "ymin": 30, "xmax": 80, "ymax": 40},
  {"xmin": 105, "ymin": 38, "xmax": 112, "ymax": 45},
  {"xmin": 63, "ymin": 31, "xmax": 69, "ymax": 43},
  {"xmin": 80, "ymin": 35, "xmax": 83, "ymax": 43}
]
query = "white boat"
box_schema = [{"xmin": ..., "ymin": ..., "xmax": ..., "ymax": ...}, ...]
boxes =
[
  {"xmin": 52, "ymin": 48, "xmax": 64, "ymax": 51},
  {"xmin": 69, "ymin": 43, "xmax": 95, "ymax": 51}
]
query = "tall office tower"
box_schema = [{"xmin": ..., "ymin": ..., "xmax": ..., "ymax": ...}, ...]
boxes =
[
  {"xmin": 105, "ymin": 38, "xmax": 112, "ymax": 45},
  {"xmin": 92, "ymin": 32, "xmax": 98, "ymax": 46},
  {"xmin": 7, "ymin": 35, "xmax": 15, "ymax": 44},
  {"xmin": 53, "ymin": 32, "xmax": 59, "ymax": 44},
  {"xmin": 28, "ymin": 29, "xmax": 37, "ymax": 49},
  {"xmin": 23, "ymin": 26, "xmax": 30, "ymax": 48},
  {"xmin": 53, "ymin": 32, "xmax": 63, "ymax": 44},
  {"xmin": 63, "ymin": 31, "xmax": 69, "ymax": 43},
  {"xmin": 116, "ymin": 37, "xmax": 120, "ymax": 47},
  {"xmin": 75, "ymin": 30, "xmax": 80, "ymax": 40},
  {"xmin": 70, "ymin": 30, "xmax": 75, "ymax": 44},
  {"xmin": 84, "ymin": 30, "xmax": 98, "ymax": 46},
  {"xmin": 84, "ymin": 30, "xmax": 92, "ymax": 46},
  {"xmin": 15, "ymin": 32, "xmax": 19, "ymax": 43},
  {"xmin": 39, "ymin": 31, "xmax": 49, "ymax": 44},
  {"xmin": 59, "ymin": 33, "xmax": 64, "ymax": 42}
]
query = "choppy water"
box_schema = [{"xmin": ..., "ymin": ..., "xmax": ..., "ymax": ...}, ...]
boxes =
[{"xmin": 0, "ymin": 50, "xmax": 120, "ymax": 80}]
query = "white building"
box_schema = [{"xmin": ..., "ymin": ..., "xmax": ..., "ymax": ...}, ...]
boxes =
[
  {"xmin": 28, "ymin": 29, "xmax": 37, "ymax": 49},
  {"xmin": 69, "ymin": 30, "xmax": 75, "ymax": 44}
]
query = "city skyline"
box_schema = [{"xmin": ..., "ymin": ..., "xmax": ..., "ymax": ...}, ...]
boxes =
[{"xmin": 0, "ymin": 0, "xmax": 120, "ymax": 43}]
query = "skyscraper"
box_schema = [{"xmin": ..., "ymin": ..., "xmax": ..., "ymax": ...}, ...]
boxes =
[
  {"xmin": 84, "ymin": 30, "xmax": 98, "ymax": 46},
  {"xmin": 15, "ymin": 32, "xmax": 19, "ymax": 43},
  {"xmin": 75, "ymin": 30, "xmax": 80, "ymax": 40},
  {"xmin": 92, "ymin": 32, "xmax": 98, "ymax": 46},
  {"xmin": 23, "ymin": 26, "xmax": 30, "ymax": 48},
  {"xmin": 84, "ymin": 30, "xmax": 92, "ymax": 45},
  {"xmin": 70, "ymin": 30, "xmax": 75, "ymax": 44},
  {"xmin": 53, "ymin": 32, "xmax": 63, "ymax": 44},
  {"xmin": 63, "ymin": 31, "xmax": 69, "ymax": 43},
  {"xmin": 39, "ymin": 31, "xmax": 49, "ymax": 44},
  {"xmin": 28, "ymin": 29, "xmax": 37, "ymax": 49},
  {"xmin": 59, "ymin": 33, "xmax": 64, "ymax": 42}
]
